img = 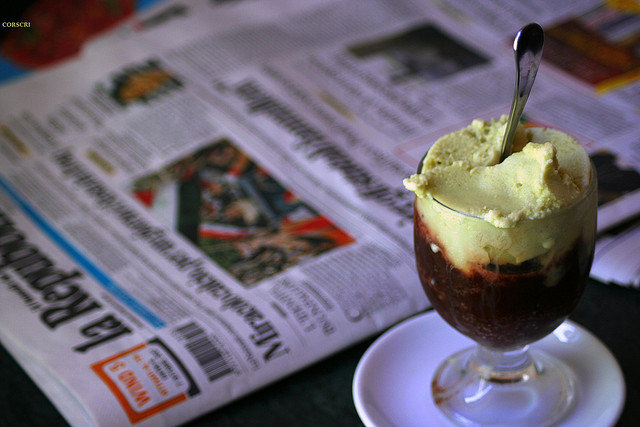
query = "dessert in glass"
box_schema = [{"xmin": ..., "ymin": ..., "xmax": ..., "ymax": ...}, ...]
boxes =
[{"xmin": 404, "ymin": 116, "xmax": 597, "ymax": 426}]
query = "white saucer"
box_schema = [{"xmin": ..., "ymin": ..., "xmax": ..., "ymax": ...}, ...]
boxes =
[{"xmin": 353, "ymin": 311, "xmax": 625, "ymax": 427}]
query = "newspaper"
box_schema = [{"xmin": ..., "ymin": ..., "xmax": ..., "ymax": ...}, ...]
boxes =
[{"xmin": 0, "ymin": 0, "xmax": 639, "ymax": 425}]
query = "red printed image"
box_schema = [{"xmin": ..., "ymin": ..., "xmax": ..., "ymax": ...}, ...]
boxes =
[
  {"xmin": 544, "ymin": 3, "xmax": 640, "ymax": 92},
  {"xmin": 1, "ymin": 0, "xmax": 135, "ymax": 69}
]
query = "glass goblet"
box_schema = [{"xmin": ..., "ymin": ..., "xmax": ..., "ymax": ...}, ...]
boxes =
[{"xmin": 413, "ymin": 158, "xmax": 597, "ymax": 426}]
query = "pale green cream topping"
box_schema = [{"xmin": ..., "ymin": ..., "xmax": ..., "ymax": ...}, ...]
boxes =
[{"xmin": 404, "ymin": 116, "xmax": 591, "ymax": 228}]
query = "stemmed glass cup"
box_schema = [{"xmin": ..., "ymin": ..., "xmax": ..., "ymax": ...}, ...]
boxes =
[{"xmin": 413, "ymin": 156, "xmax": 598, "ymax": 426}]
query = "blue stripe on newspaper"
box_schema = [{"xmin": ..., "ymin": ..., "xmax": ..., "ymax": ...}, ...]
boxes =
[{"xmin": 0, "ymin": 176, "xmax": 166, "ymax": 328}]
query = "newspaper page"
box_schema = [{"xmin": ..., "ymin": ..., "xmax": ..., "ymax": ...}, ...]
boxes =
[
  {"xmin": 0, "ymin": 1, "xmax": 431, "ymax": 425},
  {"xmin": 1, "ymin": 0, "xmax": 640, "ymax": 425}
]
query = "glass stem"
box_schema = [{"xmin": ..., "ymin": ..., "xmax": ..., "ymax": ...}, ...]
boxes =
[{"xmin": 470, "ymin": 345, "xmax": 538, "ymax": 383}]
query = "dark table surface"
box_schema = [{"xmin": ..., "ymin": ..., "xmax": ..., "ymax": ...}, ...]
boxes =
[{"xmin": 1, "ymin": 279, "xmax": 639, "ymax": 426}]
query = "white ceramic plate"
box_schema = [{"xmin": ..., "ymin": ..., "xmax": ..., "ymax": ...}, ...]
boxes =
[{"xmin": 353, "ymin": 311, "xmax": 625, "ymax": 427}]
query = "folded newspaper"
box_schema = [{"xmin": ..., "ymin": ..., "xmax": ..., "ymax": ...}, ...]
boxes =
[{"xmin": 1, "ymin": 0, "xmax": 639, "ymax": 425}]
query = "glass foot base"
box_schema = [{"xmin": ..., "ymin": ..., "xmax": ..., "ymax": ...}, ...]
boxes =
[{"xmin": 432, "ymin": 345, "xmax": 576, "ymax": 426}]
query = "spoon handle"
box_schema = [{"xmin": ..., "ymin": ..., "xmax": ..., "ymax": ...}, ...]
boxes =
[{"xmin": 500, "ymin": 23, "xmax": 544, "ymax": 162}]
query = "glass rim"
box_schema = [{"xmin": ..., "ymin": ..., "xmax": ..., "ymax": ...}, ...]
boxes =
[{"xmin": 416, "ymin": 153, "xmax": 597, "ymax": 222}]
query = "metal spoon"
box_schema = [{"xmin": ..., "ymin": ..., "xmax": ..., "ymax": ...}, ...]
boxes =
[{"xmin": 500, "ymin": 23, "xmax": 544, "ymax": 162}]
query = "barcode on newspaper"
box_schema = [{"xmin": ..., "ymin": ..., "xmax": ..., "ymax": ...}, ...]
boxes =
[{"xmin": 174, "ymin": 322, "xmax": 234, "ymax": 382}]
